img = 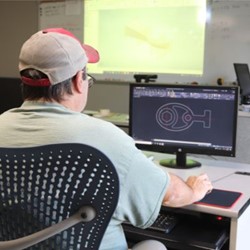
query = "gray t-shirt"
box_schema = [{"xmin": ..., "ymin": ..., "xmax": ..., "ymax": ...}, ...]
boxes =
[{"xmin": 0, "ymin": 101, "xmax": 169, "ymax": 250}]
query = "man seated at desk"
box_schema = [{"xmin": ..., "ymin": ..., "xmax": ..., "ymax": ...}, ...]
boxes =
[{"xmin": 0, "ymin": 28, "xmax": 212, "ymax": 250}]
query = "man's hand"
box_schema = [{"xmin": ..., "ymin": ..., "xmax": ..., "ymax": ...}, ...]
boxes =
[
  {"xmin": 186, "ymin": 173, "xmax": 213, "ymax": 201},
  {"xmin": 162, "ymin": 173, "xmax": 213, "ymax": 207}
]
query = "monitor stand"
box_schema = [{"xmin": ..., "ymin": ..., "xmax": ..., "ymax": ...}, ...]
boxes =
[{"xmin": 159, "ymin": 151, "xmax": 201, "ymax": 169}]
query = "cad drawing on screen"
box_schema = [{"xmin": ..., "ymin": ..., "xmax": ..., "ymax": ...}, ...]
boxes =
[{"xmin": 156, "ymin": 103, "xmax": 212, "ymax": 132}]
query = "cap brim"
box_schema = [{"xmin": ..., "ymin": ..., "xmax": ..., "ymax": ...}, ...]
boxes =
[{"xmin": 83, "ymin": 44, "xmax": 100, "ymax": 63}]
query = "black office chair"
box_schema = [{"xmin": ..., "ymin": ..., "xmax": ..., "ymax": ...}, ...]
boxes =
[{"xmin": 0, "ymin": 143, "xmax": 119, "ymax": 250}]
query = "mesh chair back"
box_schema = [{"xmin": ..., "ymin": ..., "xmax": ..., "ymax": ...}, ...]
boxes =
[{"xmin": 0, "ymin": 143, "xmax": 119, "ymax": 249}]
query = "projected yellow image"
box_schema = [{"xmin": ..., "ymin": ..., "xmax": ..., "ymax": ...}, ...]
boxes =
[
  {"xmin": 124, "ymin": 22, "xmax": 170, "ymax": 50},
  {"xmin": 84, "ymin": 0, "xmax": 206, "ymax": 77}
]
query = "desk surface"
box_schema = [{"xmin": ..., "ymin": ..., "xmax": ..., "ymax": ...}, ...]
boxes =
[
  {"xmin": 84, "ymin": 110, "xmax": 129, "ymax": 127},
  {"xmin": 146, "ymin": 151, "xmax": 250, "ymax": 219}
]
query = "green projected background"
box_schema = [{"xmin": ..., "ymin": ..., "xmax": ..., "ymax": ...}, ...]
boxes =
[{"xmin": 84, "ymin": 0, "xmax": 206, "ymax": 79}]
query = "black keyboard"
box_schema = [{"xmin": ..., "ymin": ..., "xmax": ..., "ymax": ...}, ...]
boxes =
[{"xmin": 149, "ymin": 213, "xmax": 178, "ymax": 234}]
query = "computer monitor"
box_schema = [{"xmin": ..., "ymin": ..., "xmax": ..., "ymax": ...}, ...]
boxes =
[
  {"xmin": 0, "ymin": 77, "xmax": 23, "ymax": 114},
  {"xmin": 233, "ymin": 63, "xmax": 250, "ymax": 104},
  {"xmin": 129, "ymin": 83, "xmax": 239, "ymax": 169}
]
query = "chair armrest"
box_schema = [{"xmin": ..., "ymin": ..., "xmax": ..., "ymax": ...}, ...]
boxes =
[
  {"xmin": 132, "ymin": 240, "xmax": 167, "ymax": 250},
  {"xmin": 0, "ymin": 206, "xmax": 96, "ymax": 250}
]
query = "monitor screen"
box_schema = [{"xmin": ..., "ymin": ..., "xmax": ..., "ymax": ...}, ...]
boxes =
[
  {"xmin": 233, "ymin": 63, "xmax": 250, "ymax": 103},
  {"xmin": 129, "ymin": 84, "xmax": 239, "ymax": 169}
]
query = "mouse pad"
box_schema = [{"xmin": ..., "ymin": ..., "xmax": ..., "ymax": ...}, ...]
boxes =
[{"xmin": 195, "ymin": 188, "xmax": 242, "ymax": 208}]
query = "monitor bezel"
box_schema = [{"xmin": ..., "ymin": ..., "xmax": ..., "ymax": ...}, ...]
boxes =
[{"xmin": 129, "ymin": 83, "xmax": 239, "ymax": 159}]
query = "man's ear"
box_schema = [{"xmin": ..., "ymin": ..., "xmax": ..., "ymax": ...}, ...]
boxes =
[{"xmin": 72, "ymin": 71, "xmax": 84, "ymax": 93}]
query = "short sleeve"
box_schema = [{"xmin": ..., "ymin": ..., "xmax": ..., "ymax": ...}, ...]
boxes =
[{"xmin": 114, "ymin": 150, "xmax": 170, "ymax": 229}]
